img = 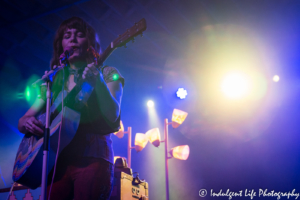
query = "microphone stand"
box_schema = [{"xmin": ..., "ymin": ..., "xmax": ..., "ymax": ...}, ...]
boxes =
[
  {"xmin": 40, "ymin": 57, "xmax": 69, "ymax": 200},
  {"xmin": 40, "ymin": 77, "xmax": 51, "ymax": 200}
]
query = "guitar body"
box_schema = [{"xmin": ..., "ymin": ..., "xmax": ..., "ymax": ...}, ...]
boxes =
[
  {"xmin": 12, "ymin": 106, "xmax": 81, "ymax": 189},
  {"xmin": 12, "ymin": 76, "xmax": 97, "ymax": 189}
]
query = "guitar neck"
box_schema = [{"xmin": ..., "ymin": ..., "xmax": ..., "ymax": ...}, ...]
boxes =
[
  {"xmin": 97, "ymin": 44, "xmax": 116, "ymax": 67},
  {"xmin": 95, "ymin": 18, "xmax": 147, "ymax": 68}
]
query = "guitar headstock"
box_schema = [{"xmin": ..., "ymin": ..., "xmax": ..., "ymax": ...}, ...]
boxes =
[
  {"xmin": 87, "ymin": 18, "xmax": 147, "ymax": 66},
  {"xmin": 112, "ymin": 18, "xmax": 147, "ymax": 48}
]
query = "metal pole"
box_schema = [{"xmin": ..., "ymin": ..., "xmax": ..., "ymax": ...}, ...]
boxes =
[
  {"xmin": 164, "ymin": 118, "xmax": 169, "ymax": 200},
  {"xmin": 127, "ymin": 127, "xmax": 132, "ymax": 168},
  {"xmin": 41, "ymin": 81, "xmax": 51, "ymax": 200}
]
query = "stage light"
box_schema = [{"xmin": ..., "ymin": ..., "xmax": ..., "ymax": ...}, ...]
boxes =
[
  {"xmin": 169, "ymin": 145, "xmax": 190, "ymax": 160},
  {"xmin": 134, "ymin": 133, "xmax": 149, "ymax": 152},
  {"xmin": 171, "ymin": 109, "xmax": 188, "ymax": 128},
  {"xmin": 163, "ymin": 109, "xmax": 189, "ymax": 200},
  {"xmin": 113, "ymin": 120, "xmax": 124, "ymax": 138},
  {"xmin": 221, "ymin": 72, "xmax": 250, "ymax": 99},
  {"xmin": 147, "ymin": 100, "xmax": 154, "ymax": 108},
  {"xmin": 176, "ymin": 88, "xmax": 187, "ymax": 99},
  {"xmin": 145, "ymin": 128, "xmax": 161, "ymax": 147},
  {"xmin": 273, "ymin": 75, "xmax": 280, "ymax": 82}
]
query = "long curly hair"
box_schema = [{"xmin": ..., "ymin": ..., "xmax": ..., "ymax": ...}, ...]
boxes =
[{"xmin": 50, "ymin": 17, "xmax": 101, "ymax": 101}]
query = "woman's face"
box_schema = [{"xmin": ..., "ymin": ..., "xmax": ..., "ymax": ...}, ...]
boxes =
[{"xmin": 61, "ymin": 28, "xmax": 88, "ymax": 63}]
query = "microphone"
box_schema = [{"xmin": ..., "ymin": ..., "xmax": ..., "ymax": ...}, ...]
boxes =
[
  {"xmin": 60, "ymin": 46, "xmax": 74, "ymax": 65},
  {"xmin": 32, "ymin": 47, "xmax": 74, "ymax": 86}
]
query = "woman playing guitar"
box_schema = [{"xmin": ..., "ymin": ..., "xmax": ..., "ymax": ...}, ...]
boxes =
[{"xmin": 17, "ymin": 16, "xmax": 124, "ymax": 200}]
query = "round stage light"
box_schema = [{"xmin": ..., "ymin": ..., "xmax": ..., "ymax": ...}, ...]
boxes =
[
  {"xmin": 221, "ymin": 72, "xmax": 250, "ymax": 99},
  {"xmin": 176, "ymin": 88, "xmax": 188, "ymax": 99},
  {"xmin": 273, "ymin": 75, "xmax": 280, "ymax": 82},
  {"xmin": 147, "ymin": 100, "xmax": 154, "ymax": 108}
]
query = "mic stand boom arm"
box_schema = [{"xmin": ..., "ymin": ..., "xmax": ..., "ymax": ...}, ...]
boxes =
[{"xmin": 32, "ymin": 66, "xmax": 64, "ymax": 87}]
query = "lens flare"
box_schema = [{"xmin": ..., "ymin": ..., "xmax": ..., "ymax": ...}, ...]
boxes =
[
  {"xmin": 25, "ymin": 86, "xmax": 31, "ymax": 102},
  {"xmin": 221, "ymin": 72, "xmax": 250, "ymax": 99},
  {"xmin": 112, "ymin": 73, "xmax": 119, "ymax": 81}
]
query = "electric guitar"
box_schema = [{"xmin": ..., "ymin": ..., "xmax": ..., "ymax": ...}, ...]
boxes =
[{"xmin": 12, "ymin": 18, "xmax": 147, "ymax": 189}]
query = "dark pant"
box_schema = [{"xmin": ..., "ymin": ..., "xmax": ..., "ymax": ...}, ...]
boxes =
[{"xmin": 47, "ymin": 156, "xmax": 114, "ymax": 200}]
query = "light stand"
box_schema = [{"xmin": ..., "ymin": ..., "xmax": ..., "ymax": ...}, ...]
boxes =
[
  {"xmin": 114, "ymin": 109, "xmax": 188, "ymax": 200},
  {"xmin": 124, "ymin": 127, "xmax": 133, "ymax": 168},
  {"xmin": 161, "ymin": 118, "xmax": 172, "ymax": 200},
  {"xmin": 115, "ymin": 125, "xmax": 150, "ymax": 168},
  {"xmin": 157, "ymin": 109, "xmax": 188, "ymax": 200}
]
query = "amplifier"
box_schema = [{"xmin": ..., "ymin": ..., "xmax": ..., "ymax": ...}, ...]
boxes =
[{"xmin": 110, "ymin": 158, "xmax": 148, "ymax": 200}]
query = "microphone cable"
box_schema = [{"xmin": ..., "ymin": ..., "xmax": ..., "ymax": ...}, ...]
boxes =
[{"xmin": 6, "ymin": 182, "xmax": 15, "ymax": 200}]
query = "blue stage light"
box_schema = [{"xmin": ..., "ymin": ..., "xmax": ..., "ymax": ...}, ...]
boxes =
[{"xmin": 176, "ymin": 88, "xmax": 187, "ymax": 99}]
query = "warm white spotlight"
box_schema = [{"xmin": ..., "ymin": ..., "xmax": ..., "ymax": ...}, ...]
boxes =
[
  {"xmin": 147, "ymin": 100, "xmax": 154, "ymax": 108},
  {"xmin": 176, "ymin": 88, "xmax": 188, "ymax": 99},
  {"xmin": 221, "ymin": 72, "xmax": 250, "ymax": 99},
  {"xmin": 273, "ymin": 75, "xmax": 280, "ymax": 82}
]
